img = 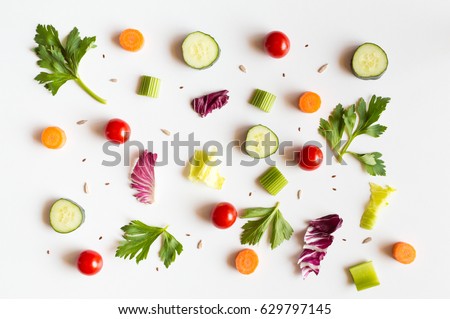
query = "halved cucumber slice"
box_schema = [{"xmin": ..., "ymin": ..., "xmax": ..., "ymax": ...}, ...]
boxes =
[
  {"xmin": 351, "ymin": 43, "xmax": 388, "ymax": 80},
  {"xmin": 182, "ymin": 31, "xmax": 220, "ymax": 69},
  {"xmin": 245, "ymin": 125, "xmax": 279, "ymax": 159},
  {"xmin": 49, "ymin": 198, "xmax": 85, "ymax": 233}
]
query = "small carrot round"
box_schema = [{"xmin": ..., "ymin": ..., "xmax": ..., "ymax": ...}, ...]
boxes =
[
  {"xmin": 235, "ymin": 248, "xmax": 259, "ymax": 275},
  {"xmin": 41, "ymin": 126, "xmax": 66, "ymax": 149},
  {"xmin": 119, "ymin": 29, "xmax": 144, "ymax": 52},
  {"xmin": 298, "ymin": 91, "xmax": 321, "ymax": 113},
  {"xmin": 392, "ymin": 242, "xmax": 416, "ymax": 264}
]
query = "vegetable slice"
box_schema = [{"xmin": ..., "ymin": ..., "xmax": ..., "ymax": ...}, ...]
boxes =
[
  {"xmin": 250, "ymin": 89, "xmax": 276, "ymax": 112},
  {"xmin": 245, "ymin": 125, "xmax": 279, "ymax": 159},
  {"xmin": 297, "ymin": 214, "xmax": 343, "ymax": 279},
  {"xmin": 138, "ymin": 75, "xmax": 161, "ymax": 98},
  {"xmin": 349, "ymin": 261, "xmax": 380, "ymax": 291},
  {"xmin": 235, "ymin": 249, "xmax": 259, "ymax": 275},
  {"xmin": 49, "ymin": 198, "xmax": 85, "ymax": 233},
  {"xmin": 41, "ymin": 126, "xmax": 66, "ymax": 149},
  {"xmin": 351, "ymin": 43, "xmax": 388, "ymax": 80},
  {"xmin": 182, "ymin": 31, "xmax": 220, "ymax": 69},
  {"xmin": 188, "ymin": 149, "xmax": 225, "ymax": 189},
  {"xmin": 192, "ymin": 90, "xmax": 229, "ymax": 117},
  {"xmin": 259, "ymin": 167, "xmax": 288, "ymax": 195},
  {"xmin": 392, "ymin": 242, "xmax": 416, "ymax": 264},
  {"xmin": 298, "ymin": 91, "xmax": 321, "ymax": 113},
  {"xmin": 119, "ymin": 29, "xmax": 144, "ymax": 52},
  {"xmin": 130, "ymin": 150, "xmax": 157, "ymax": 204},
  {"xmin": 360, "ymin": 182, "xmax": 396, "ymax": 230}
]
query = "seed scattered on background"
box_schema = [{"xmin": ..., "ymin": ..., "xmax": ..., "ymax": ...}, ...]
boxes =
[
  {"xmin": 99, "ymin": 236, "xmax": 103, "ymax": 240},
  {"xmin": 342, "ymin": 238, "xmax": 347, "ymax": 242},
  {"xmin": 332, "ymin": 188, "xmax": 337, "ymax": 191},
  {"xmin": 282, "ymin": 73, "xmax": 286, "ymax": 77},
  {"xmin": 109, "ymin": 78, "xmax": 118, "ymax": 83},
  {"xmin": 156, "ymin": 267, "xmax": 159, "ymax": 272},
  {"xmin": 84, "ymin": 182, "xmax": 90, "ymax": 194},
  {"xmin": 297, "ymin": 189, "xmax": 302, "ymax": 200},
  {"xmin": 105, "ymin": 182, "xmax": 110, "ymax": 186},
  {"xmin": 239, "ymin": 65, "xmax": 247, "ymax": 73},
  {"xmin": 249, "ymin": 192, "xmax": 252, "ymax": 197},
  {"xmin": 332, "ymin": 175, "xmax": 336, "ymax": 178},
  {"xmin": 362, "ymin": 237, "xmax": 372, "ymax": 244},
  {"xmin": 82, "ymin": 158, "xmax": 86, "ymax": 162},
  {"xmin": 197, "ymin": 240, "xmax": 203, "ymax": 249},
  {"xmin": 186, "ymin": 233, "xmax": 191, "ymax": 237},
  {"xmin": 318, "ymin": 63, "xmax": 328, "ymax": 73},
  {"xmin": 161, "ymin": 128, "xmax": 171, "ymax": 136},
  {"xmin": 179, "ymin": 86, "xmax": 184, "ymax": 89},
  {"xmin": 305, "ymin": 44, "xmax": 309, "ymax": 48},
  {"xmin": 76, "ymin": 120, "xmax": 87, "ymax": 125},
  {"xmin": 102, "ymin": 54, "xmax": 105, "ymax": 59},
  {"xmin": 298, "ymin": 127, "xmax": 301, "ymax": 132},
  {"xmin": 46, "ymin": 250, "xmax": 50, "ymax": 255}
]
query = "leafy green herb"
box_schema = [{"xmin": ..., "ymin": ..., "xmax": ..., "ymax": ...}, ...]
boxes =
[
  {"xmin": 33, "ymin": 24, "xmax": 106, "ymax": 104},
  {"xmin": 240, "ymin": 202, "xmax": 293, "ymax": 249},
  {"xmin": 115, "ymin": 220, "xmax": 183, "ymax": 268},
  {"xmin": 318, "ymin": 95, "xmax": 390, "ymax": 176}
]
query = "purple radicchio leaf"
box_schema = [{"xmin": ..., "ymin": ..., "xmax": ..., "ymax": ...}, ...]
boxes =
[
  {"xmin": 192, "ymin": 90, "xmax": 229, "ymax": 118},
  {"xmin": 297, "ymin": 214, "xmax": 343, "ymax": 279},
  {"xmin": 130, "ymin": 150, "xmax": 157, "ymax": 204}
]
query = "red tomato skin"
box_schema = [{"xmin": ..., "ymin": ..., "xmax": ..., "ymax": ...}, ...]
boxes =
[
  {"xmin": 77, "ymin": 250, "xmax": 103, "ymax": 276},
  {"xmin": 299, "ymin": 145, "xmax": 323, "ymax": 171},
  {"xmin": 105, "ymin": 118, "xmax": 131, "ymax": 144},
  {"xmin": 211, "ymin": 202, "xmax": 238, "ymax": 229},
  {"xmin": 264, "ymin": 31, "xmax": 291, "ymax": 58}
]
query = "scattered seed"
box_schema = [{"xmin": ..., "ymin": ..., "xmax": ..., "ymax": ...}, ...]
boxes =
[
  {"xmin": 331, "ymin": 175, "xmax": 336, "ymax": 178},
  {"xmin": 105, "ymin": 182, "xmax": 110, "ymax": 186},
  {"xmin": 318, "ymin": 63, "xmax": 328, "ymax": 74},
  {"xmin": 342, "ymin": 238, "xmax": 347, "ymax": 242},
  {"xmin": 99, "ymin": 236, "xmax": 103, "ymax": 240},
  {"xmin": 297, "ymin": 189, "xmax": 302, "ymax": 200},
  {"xmin": 179, "ymin": 86, "xmax": 184, "ymax": 89},
  {"xmin": 161, "ymin": 128, "xmax": 171, "ymax": 136},
  {"xmin": 82, "ymin": 158, "xmax": 86, "ymax": 162},
  {"xmin": 76, "ymin": 120, "xmax": 88, "ymax": 125},
  {"xmin": 102, "ymin": 54, "xmax": 105, "ymax": 59},
  {"xmin": 186, "ymin": 233, "xmax": 191, "ymax": 237},
  {"xmin": 239, "ymin": 65, "xmax": 247, "ymax": 73},
  {"xmin": 84, "ymin": 182, "xmax": 90, "ymax": 194},
  {"xmin": 298, "ymin": 127, "xmax": 301, "ymax": 132},
  {"xmin": 362, "ymin": 237, "xmax": 372, "ymax": 244},
  {"xmin": 46, "ymin": 250, "xmax": 50, "ymax": 255},
  {"xmin": 282, "ymin": 73, "xmax": 286, "ymax": 77},
  {"xmin": 305, "ymin": 44, "xmax": 309, "ymax": 48},
  {"xmin": 197, "ymin": 240, "xmax": 203, "ymax": 249},
  {"xmin": 332, "ymin": 188, "xmax": 337, "ymax": 191},
  {"xmin": 249, "ymin": 192, "xmax": 252, "ymax": 197},
  {"xmin": 156, "ymin": 267, "xmax": 159, "ymax": 272},
  {"xmin": 109, "ymin": 78, "xmax": 118, "ymax": 83}
]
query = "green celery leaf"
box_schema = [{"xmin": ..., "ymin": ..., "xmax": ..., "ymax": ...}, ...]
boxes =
[
  {"xmin": 360, "ymin": 124, "xmax": 387, "ymax": 138},
  {"xmin": 240, "ymin": 214, "xmax": 274, "ymax": 246},
  {"xmin": 270, "ymin": 210, "xmax": 294, "ymax": 249},
  {"xmin": 343, "ymin": 104, "xmax": 357, "ymax": 137},
  {"xmin": 356, "ymin": 96, "xmax": 390, "ymax": 134},
  {"xmin": 241, "ymin": 207, "xmax": 274, "ymax": 219},
  {"xmin": 352, "ymin": 152, "xmax": 386, "ymax": 176},
  {"xmin": 159, "ymin": 231, "xmax": 183, "ymax": 268},
  {"xmin": 318, "ymin": 104, "xmax": 345, "ymax": 152}
]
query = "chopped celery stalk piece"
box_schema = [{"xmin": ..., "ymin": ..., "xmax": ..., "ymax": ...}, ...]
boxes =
[
  {"xmin": 188, "ymin": 150, "xmax": 225, "ymax": 190},
  {"xmin": 349, "ymin": 261, "xmax": 380, "ymax": 291},
  {"xmin": 259, "ymin": 166, "xmax": 288, "ymax": 195},
  {"xmin": 360, "ymin": 182, "xmax": 396, "ymax": 230},
  {"xmin": 138, "ymin": 75, "xmax": 161, "ymax": 98},
  {"xmin": 250, "ymin": 89, "xmax": 276, "ymax": 112}
]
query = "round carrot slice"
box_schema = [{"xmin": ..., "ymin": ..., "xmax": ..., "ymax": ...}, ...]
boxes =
[
  {"xmin": 119, "ymin": 29, "xmax": 144, "ymax": 52},
  {"xmin": 298, "ymin": 91, "xmax": 321, "ymax": 113},
  {"xmin": 392, "ymin": 242, "xmax": 416, "ymax": 264},
  {"xmin": 41, "ymin": 126, "xmax": 66, "ymax": 149},
  {"xmin": 235, "ymin": 248, "xmax": 259, "ymax": 275}
]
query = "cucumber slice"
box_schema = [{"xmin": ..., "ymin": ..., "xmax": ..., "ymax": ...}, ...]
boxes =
[
  {"xmin": 250, "ymin": 89, "xmax": 276, "ymax": 112},
  {"xmin": 245, "ymin": 125, "xmax": 279, "ymax": 159},
  {"xmin": 182, "ymin": 31, "xmax": 220, "ymax": 69},
  {"xmin": 349, "ymin": 261, "xmax": 380, "ymax": 291},
  {"xmin": 259, "ymin": 167, "xmax": 288, "ymax": 195},
  {"xmin": 49, "ymin": 198, "xmax": 85, "ymax": 233},
  {"xmin": 351, "ymin": 43, "xmax": 388, "ymax": 79},
  {"xmin": 138, "ymin": 75, "xmax": 161, "ymax": 98}
]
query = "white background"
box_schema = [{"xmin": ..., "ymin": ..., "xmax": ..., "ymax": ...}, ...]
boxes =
[{"xmin": 1, "ymin": 0, "xmax": 449, "ymax": 299}]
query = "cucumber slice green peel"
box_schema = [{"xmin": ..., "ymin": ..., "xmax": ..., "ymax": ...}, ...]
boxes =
[
  {"xmin": 245, "ymin": 124, "xmax": 279, "ymax": 159},
  {"xmin": 138, "ymin": 75, "xmax": 161, "ymax": 98},
  {"xmin": 49, "ymin": 198, "xmax": 85, "ymax": 233},
  {"xmin": 351, "ymin": 43, "xmax": 388, "ymax": 80},
  {"xmin": 182, "ymin": 31, "xmax": 220, "ymax": 70},
  {"xmin": 259, "ymin": 167, "xmax": 288, "ymax": 195},
  {"xmin": 349, "ymin": 261, "xmax": 380, "ymax": 291},
  {"xmin": 250, "ymin": 89, "xmax": 276, "ymax": 112}
]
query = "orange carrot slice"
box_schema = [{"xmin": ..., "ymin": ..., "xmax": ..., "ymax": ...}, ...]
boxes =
[
  {"xmin": 392, "ymin": 242, "xmax": 416, "ymax": 264},
  {"xmin": 119, "ymin": 29, "xmax": 144, "ymax": 52},
  {"xmin": 298, "ymin": 91, "xmax": 321, "ymax": 113},
  {"xmin": 41, "ymin": 126, "xmax": 66, "ymax": 149},
  {"xmin": 235, "ymin": 248, "xmax": 259, "ymax": 275}
]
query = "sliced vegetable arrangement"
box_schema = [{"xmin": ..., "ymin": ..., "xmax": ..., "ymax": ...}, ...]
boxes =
[{"xmin": 35, "ymin": 24, "xmax": 411, "ymax": 292}]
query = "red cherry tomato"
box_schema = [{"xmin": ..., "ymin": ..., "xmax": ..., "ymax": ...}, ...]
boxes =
[
  {"xmin": 211, "ymin": 202, "xmax": 237, "ymax": 229},
  {"xmin": 299, "ymin": 145, "xmax": 323, "ymax": 171},
  {"xmin": 264, "ymin": 31, "xmax": 290, "ymax": 58},
  {"xmin": 105, "ymin": 118, "xmax": 131, "ymax": 144},
  {"xmin": 77, "ymin": 250, "xmax": 103, "ymax": 275}
]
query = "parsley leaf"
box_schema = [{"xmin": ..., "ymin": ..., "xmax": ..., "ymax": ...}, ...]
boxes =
[
  {"xmin": 33, "ymin": 24, "xmax": 106, "ymax": 104},
  {"xmin": 318, "ymin": 95, "xmax": 390, "ymax": 176},
  {"xmin": 240, "ymin": 202, "xmax": 293, "ymax": 249},
  {"xmin": 115, "ymin": 220, "xmax": 183, "ymax": 268}
]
